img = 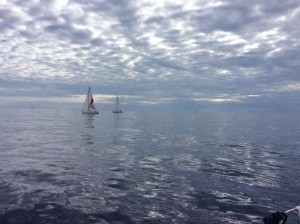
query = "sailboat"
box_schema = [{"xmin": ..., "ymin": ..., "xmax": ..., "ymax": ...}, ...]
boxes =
[
  {"xmin": 82, "ymin": 87, "xmax": 99, "ymax": 114},
  {"xmin": 113, "ymin": 94, "xmax": 122, "ymax": 113}
]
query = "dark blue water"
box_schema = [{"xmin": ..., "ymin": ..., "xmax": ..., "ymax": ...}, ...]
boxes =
[{"xmin": 0, "ymin": 109, "xmax": 299, "ymax": 223}]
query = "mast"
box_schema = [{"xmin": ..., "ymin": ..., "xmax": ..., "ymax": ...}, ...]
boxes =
[
  {"xmin": 115, "ymin": 94, "xmax": 119, "ymax": 111},
  {"xmin": 113, "ymin": 94, "xmax": 122, "ymax": 113}
]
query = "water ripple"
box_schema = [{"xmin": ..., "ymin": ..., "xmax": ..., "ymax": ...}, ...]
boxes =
[{"xmin": 0, "ymin": 110, "xmax": 299, "ymax": 223}]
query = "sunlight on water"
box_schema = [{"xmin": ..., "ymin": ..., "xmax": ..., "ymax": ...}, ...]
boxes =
[{"xmin": 0, "ymin": 109, "xmax": 299, "ymax": 223}]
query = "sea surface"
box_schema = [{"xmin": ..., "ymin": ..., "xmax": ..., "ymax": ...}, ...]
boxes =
[{"xmin": 0, "ymin": 109, "xmax": 299, "ymax": 224}]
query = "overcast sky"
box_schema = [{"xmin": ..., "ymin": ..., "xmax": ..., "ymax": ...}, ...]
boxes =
[{"xmin": 0, "ymin": 0, "xmax": 299, "ymax": 111}]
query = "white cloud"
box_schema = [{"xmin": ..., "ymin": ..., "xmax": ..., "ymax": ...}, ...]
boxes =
[
  {"xmin": 266, "ymin": 82, "xmax": 300, "ymax": 93},
  {"xmin": 0, "ymin": 0, "xmax": 299, "ymax": 110}
]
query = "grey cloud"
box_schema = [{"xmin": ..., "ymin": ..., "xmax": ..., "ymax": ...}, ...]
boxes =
[
  {"xmin": 44, "ymin": 23, "xmax": 92, "ymax": 44},
  {"xmin": 0, "ymin": 0, "xmax": 299, "ymax": 110},
  {"xmin": 149, "ymin": 57, "xmax": 187, "ymax": 72},
  {"xmin": 195, "ymin": 6, "xmax": 260, "ymax": 35},
  {"xmin": 224, "ymin": 54, "xmax": 263, "ymax": 68},
  {"xmin": 259, "ymin": 0, "xmax": 299, "ymax": 15},
  {"xmin": 89, "ymin": 38, "xmax": 103, "ymax": 46},
  {"xmin": 0, "ymin": 8, "xmax": 22, "ymax": 32}
]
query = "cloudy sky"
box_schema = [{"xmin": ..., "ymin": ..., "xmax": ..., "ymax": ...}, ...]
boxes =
[{"xmin": 0, "ymin": 0, "xmax": 299, "ymax": 111}]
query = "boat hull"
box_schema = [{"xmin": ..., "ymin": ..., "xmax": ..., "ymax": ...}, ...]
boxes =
[
  {"xmin": 82, "ymin": 111, "xmax": 99, "ymax": 114},
  {"xmin": 113, "ymin": 110, "xmax": 122, "ymax": 113}
]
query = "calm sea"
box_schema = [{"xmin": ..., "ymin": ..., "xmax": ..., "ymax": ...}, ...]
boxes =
[{"xmin": 0, "ymin": 109, "xmax": 299, "ymax": 224}]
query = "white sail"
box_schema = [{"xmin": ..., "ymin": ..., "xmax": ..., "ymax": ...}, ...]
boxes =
[
  {"xmin": 113, "ymin": 94, "xmax": 122, "ymax": 113},
  {"xmin": 82, "ymin": 87, "xmax": 99, "ymax": 114}
]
